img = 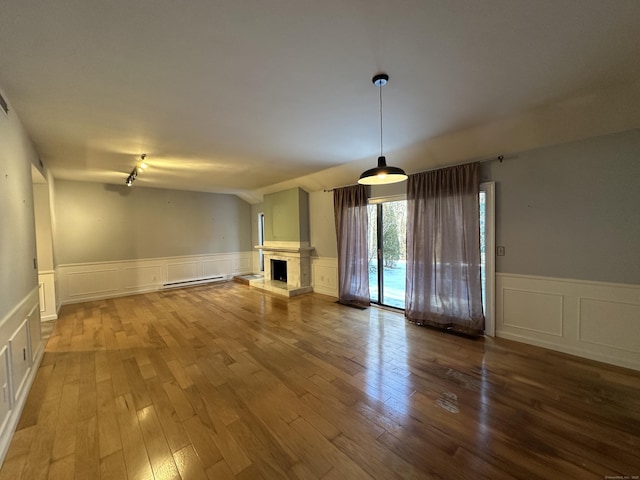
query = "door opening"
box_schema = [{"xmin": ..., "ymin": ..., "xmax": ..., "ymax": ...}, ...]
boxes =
[
  {"xmin": 367, "ymin": 199, "xmax": 407, "ymax": 309},
  {"xmin": 258, "ymin": 212, "xmax": 265, "ymax": 272},
  {"xmin": 366, "ymin": 186, "xmax": 494, "ymax": 333},
  {"xmin": 479, "ymin": 182, "xmax": 495, "ymax": 336}
]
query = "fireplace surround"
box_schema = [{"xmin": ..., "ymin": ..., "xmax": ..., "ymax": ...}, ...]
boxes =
[
  {"xmin": 250, "ymin": 242, "xmax": 314, "ymax": 297},
  {"xmin": 250, "ymin": 187, "xmax": 313, "ymax": 297}
]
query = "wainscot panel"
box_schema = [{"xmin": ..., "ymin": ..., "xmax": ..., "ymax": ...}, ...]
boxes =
[
  {"xmin": 233, "ymin": 254, "xmax": 252, "ymax": 273},
  {"xmin": 0, "ymin": 347, "xmax": 10, "ymax": 430},
  {"xmin": 496, "ymin": 273, "xmax": 640, "ymax": 371},
  {"xmin": 311, "ymin": 257, "xmax": 338, "ymax": 298},
  {"xmin": 37, "ymin": 271, "xmax": 57, "ymax": 321},
  {"xmin": 503, "ymin": 288, "xmax": 563, "ymax": 336},
  {"xmin": 27, "ymin": 305, "xmax": 41, "ymax": 365},
  {"xmin": 57, "ymin": 252, "xmax": 253, "ymax": 305},
  {"xmin": 203, "ymin": 257, "xmax": 233, "ymax": 278},
  {"xmin": 8, "ymin": 320, "xmax": 30, "ymax": 405},
  {"xmin": 579, "ymin": 297, "xmax": 640, "ymax": 353},
  {"xmin": 68, "ymin": 268, "xmax": 118, "ymax": 297},
  {"xmin": 167, "ymin": 261, "xmax": 199, "ymax": 283},
  {"xmin": 122, "ymin": 265, "xmax": 163, "ymax": 290}
]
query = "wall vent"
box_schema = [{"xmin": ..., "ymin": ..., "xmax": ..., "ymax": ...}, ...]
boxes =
[{"xmin": 0, "ymin": 93, "xmax": 8, "ymax": 116}]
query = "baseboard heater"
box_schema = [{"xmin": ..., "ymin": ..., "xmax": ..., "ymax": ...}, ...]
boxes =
[{"xmin": 162, "ymin": 275, "xmax": 227, "ymax": 290}]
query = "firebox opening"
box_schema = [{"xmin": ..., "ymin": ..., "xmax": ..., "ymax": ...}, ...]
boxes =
[{"xmin": 271, "ymin": 259, "xmax": 287, "ymax": 282}]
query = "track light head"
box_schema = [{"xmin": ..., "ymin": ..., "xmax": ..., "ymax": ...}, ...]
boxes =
[{"xmin": 125, "ymin": 153, "xmax": 147, "ymax": 187}]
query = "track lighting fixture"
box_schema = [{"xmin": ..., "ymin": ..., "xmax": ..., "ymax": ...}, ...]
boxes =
[
  {"xmin": 358, "ymin": 73, "xmax": 407, "ymax": 185},
  {"xmin": 125, "ymin": 153, "xmax": 147, "ymax": 187}
]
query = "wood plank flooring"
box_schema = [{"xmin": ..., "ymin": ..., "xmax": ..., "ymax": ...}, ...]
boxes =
[{"xmin": 1, "ymin": 282, "xmax": 639, "ymax": 479}]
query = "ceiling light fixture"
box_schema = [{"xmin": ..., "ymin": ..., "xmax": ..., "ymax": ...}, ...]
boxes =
[
  {"xmin": 358, "ymin": 73, "xmax": 407, "ymax": 185},
  {"xmin": 126, "ymin": 153, "xmax": 147, "ymax": 187}
]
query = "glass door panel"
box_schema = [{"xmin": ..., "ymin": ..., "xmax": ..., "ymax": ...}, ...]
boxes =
[
  {"xmin": 380, "ymin": 201, "xmax": 406, "ymax": 308},
  {"xmin": 479, "ymin": 191, "xmax": 486, "ymax": 314},
  {"xmin": 368, "ymin": 200, "xmax": 406, "ymax": 309},
  {"xmin": 367, "ymin": 204, "xmax": 379, "ymax": 303}
]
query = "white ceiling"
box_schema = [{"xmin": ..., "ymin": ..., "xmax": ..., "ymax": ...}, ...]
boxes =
[{"xmin": 2, "ymin": 0, "xmax": 639, "ymax": 201}]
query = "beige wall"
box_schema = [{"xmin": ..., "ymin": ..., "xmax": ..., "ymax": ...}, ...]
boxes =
[
  {"xmin": 32, "ymin": 183, "xmax": 54, "ymax": 271},
  {"xmin": 309, "ymin": 191, "xmax": 336, "ymax": 258}
]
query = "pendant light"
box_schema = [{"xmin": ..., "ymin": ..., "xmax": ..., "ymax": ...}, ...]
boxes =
[{"xmin": 358, "ymin": 73, "xmax": 407, "ymax": 185}]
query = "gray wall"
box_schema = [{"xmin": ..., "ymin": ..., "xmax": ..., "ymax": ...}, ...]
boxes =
[
  {"xmin": 307, "ymin": 130, "xmax": 640, "ymax": 286},
  {"xmin": 481, "ymin": 129, "xmax": 640, "ymax": 285},
  {"xmin": 0, "ymin": 90, "xmax": 39, "ymax": 323},
  {"xmin": 54, "ymin": 180, "xmax": 252, "ymax": 264}
]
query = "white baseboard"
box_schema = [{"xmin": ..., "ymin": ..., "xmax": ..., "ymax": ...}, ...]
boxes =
[{"xmin": 496, "ymin": 273, "xmax": 640, "ymax": 371}]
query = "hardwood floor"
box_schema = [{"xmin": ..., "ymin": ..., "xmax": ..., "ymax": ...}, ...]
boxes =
[{"xmin": 1, "ymin": 282, "xmax": 639, "ymax": 479}]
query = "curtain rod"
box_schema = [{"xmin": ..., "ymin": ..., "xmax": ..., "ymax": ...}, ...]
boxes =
[{"xmin": 323, "ymin": 154, "xmax": 504, "ymax": 192}]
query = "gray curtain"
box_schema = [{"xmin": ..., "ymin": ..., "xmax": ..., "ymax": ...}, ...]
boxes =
[
  {"xmin": 334, "ymin": 185, "xmax": 370, "ymax": 307},
  {"xmin": 405, "ymin": 163, "xmax": 484, "ymax": 335}
]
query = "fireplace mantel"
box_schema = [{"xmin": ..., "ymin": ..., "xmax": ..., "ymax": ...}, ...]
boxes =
[{"xmin": 254, "ymin": 245, "xmax": 314, "ymax": 254}]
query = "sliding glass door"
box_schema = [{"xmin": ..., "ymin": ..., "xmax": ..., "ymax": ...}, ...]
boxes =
[
  {"xmin": 365, "ymin": 187, "xmax": 493, "ymax": 333},
  {"xmin": 368, "ymin": 200, "xmax": 407, "ymax": 309},
  {"xmin": 479, "ymin": 182, "xmax": 495, "ymax": 335}
]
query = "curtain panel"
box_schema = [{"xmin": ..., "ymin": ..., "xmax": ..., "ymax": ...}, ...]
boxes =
[
  {"xmin": 405, "ymin": 162, "xmax": 484, "ymax": 335},
  {"xmin": 334, "ymin": 185, "xmax": 371, "ymax": 307}
]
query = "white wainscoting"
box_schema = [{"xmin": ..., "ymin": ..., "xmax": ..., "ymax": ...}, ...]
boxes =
[
  {"xmin": 37, "ymin": 270, "xmax": 57, "ymax": 321},
  {"xmin": 57, "ymin": 252, "xmax": 253, "ymax": 305},
  {"xmin": 0, "ymin": 287, "xmax": 44, "ymax": 465},
  {"xmin": 496, "ymin": 273, "xmax": 640, "ymax": 371},
  {"xmin": 311, "ymin": 257, "xmax": 338, "ymax": 298}
]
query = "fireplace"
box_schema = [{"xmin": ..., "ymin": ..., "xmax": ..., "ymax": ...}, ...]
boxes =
[
  {"xmin": 250, "ymin": 187, "xmax": 314, "ymax": 297},
  {"xmin": 250, "ymin": 244, "xmax": 314, "ymax": 297},
  {"xmin": 271, "ymin": 259, "xmax": 287, "ymax": 282}
]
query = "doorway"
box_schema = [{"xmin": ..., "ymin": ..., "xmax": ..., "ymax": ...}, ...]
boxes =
[
  {"xmin": 258, "ymin": 212, "xmax": 265, "ymax": 272},
  {"xmin": 365, "ymin": 186, "xmax": 494, "ymax": 336},
  {"xmin": 367, "ymin": 199, "xmax": 407, "ymax": 309},
  {"xmin": 480, "ymin": 182, "xmax": 495, "ymax": 336}
]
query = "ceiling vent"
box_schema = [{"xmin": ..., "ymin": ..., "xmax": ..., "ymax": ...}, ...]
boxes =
[{"xmin": 0, "ymin": 92, "xmax": 8, "ymax": 116}]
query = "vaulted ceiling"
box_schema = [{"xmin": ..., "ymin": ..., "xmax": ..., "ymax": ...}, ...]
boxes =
[{"xmin": 2, "ymin": 1, "xmax": 639, "ymax": 201}]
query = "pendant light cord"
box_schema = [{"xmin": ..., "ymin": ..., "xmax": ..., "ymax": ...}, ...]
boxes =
[{"xmin": 379, "ymin": 82, "xmax": 384, "ymax": 157}]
